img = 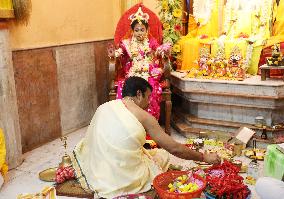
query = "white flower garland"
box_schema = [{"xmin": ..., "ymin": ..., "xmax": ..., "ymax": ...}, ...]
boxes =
[
  {"xmin": 244, "ymin": 43, "xmax": 253, "ymax": 69},
  {"xmin": 193, "ymin": 0, "xmax": 216, "ymax": 26},
  {"xmin": 125, "ymin": 37, "xmax": 152, "ymax": 80},
  {"xmin": 257, "ymin": 0, "xmax": 273, "ymax": 39},
  {"xmin": 224, "ymin": 0, "xmax": 273, "ymax": 38},
  {"xmin": 223, "ymin": 0, "xmax": 238, "ymax": 36},
  {"xmin": 223, "ymin": 0, "xmax": 273, "ymax": 70},
  {"xmin": 165, "ymin": 13, "xmax": 173, "ymax": 22}
]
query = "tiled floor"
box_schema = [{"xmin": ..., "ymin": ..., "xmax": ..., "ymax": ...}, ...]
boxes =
[
  {"xmin": 0, "ymin": 127, "xmax": 261, "ymax": 199},
  {"xmin": 0, "ymin": 127, "xmax": 87, "ymax": 199}
]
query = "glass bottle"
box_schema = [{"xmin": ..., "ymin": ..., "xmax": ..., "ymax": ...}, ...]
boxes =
[
  {"xmin": 261, "ymin": 126, "xmax": 267, "ymax": 139},
  {"xmin": 247, "ymin": 139, "xmax": 259, "ymax": 179},
  {"xmin": 248, "ymin": 159, "xmax": 259, "ymax": 179}
]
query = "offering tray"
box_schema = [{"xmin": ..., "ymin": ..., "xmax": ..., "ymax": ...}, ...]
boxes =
[
  {"xmin": 244, "ymin": 148, "xmax": 266, "ymax": 161},
  {"xmin": 194, "ymin": 161, "xmax": 212, "ymax": 170},
  {"xmin": 39, "ymin": 167, "xmax": 57, "ymax": 182}
]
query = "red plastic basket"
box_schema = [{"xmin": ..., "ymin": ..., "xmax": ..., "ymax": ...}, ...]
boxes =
[
  {"xmin": 113, "ymin": 194, "xmax": 153, "ymax": 199},
  {"xmin": 153, "ymin": 171, "xmax": 206, "ymax": 199}
]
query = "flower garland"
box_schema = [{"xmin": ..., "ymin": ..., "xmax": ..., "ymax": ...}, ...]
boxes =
[
  {"xmin": 157, "ymin": 0, "xmax": 183, "ymax": 57},
  {"xmin": 205, "ymin": 161, "xmax": 250, "ymax": 198},
  {"xmin": 56, "ymin": 166, "xmax": 75, "ymax": 184},
  {"xmin": 125, "ymin": 36, "xmax": 152, "ymax": 80},
  {"xmin": 223, "ymin": 0, "xmax": 272, "ymax": 38},
  {"xmin": 222, "ymin": 0, "xmax": 273, "ymax": 70},
  {"xmin": 115, "ymin": 36, "xmax": 171, "ymax": 79},
  {"xmin": 223, "ymin": 0, "xmax": 238, "ymax": 36},
  {"xmin": 193, "ymin": 0, "xmax": 216, "ymax": 27},
  {"xmin": 244, "ymin": 43, "xmax": 253, "ymax": 69},
  {"xmin": 257, "ymin": 0, "xmax": 273, "ymax": 39}
]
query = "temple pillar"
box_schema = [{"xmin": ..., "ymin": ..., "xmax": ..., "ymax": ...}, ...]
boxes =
[{"xmin": 0, "ymin": 23, "xmax": 22, "ymax": 169}]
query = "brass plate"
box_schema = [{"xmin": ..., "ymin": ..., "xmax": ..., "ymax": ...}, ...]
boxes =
[
  {"xmin": 195, "ymin": 161, "xmax": 211, "ymax": 165},
  {"xmin": 39, "ymin": 167, "xmax": 57, "ymax": 182},
  {"xmin": 194, "ymin": 161, "xmax": 212, "ymax": 169},
  {"xmin": 244, "ymin": 149, "xmax": 266, "ymax": 161}
]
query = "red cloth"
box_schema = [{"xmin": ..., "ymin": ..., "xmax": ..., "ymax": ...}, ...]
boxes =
[{"xmin": 259, "ymin": 43, "xmax": 284, "ymax": 77}]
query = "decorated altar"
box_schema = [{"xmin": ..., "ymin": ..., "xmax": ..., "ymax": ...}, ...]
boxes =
[{"xmin": 178, "ymin": 0, "xmax": 275, "ymax": 80}]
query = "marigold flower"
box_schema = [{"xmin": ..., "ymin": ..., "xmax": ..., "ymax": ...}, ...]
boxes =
[
  {"xmin": 163, "ymin": 23, "xmax": 170, "ymax": 30},
  {"xmin": 173, "ymin": 44, "xmax": 181, "ymax": 53},
  {"xmin": 173, "ymin": 9, "xmax": 182, "ymax": 18},
  {"xmin": 162, "ymin": 1, "xmax": 169, "ymax": 10}
]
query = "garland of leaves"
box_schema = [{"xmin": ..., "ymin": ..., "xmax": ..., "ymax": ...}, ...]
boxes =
[{"xmin": 157, "ymin": 0, "xmax": 183, "ymax": 57}]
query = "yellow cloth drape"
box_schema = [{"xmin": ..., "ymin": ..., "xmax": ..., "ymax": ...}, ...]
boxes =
[
  {"xmin": 0, "ymin": 0, "xmax": 14, "ymax": 18},
  {"xmin": 188, "ymin": 4, "xmax": 220, "ymax": 38},
  {"xmin": 181, "ymin": 0, "xmax": 273, "ymax": 74},
  {"xmin": 0, "ymin": 128, "xmax": 8, "ymax": 177},
  {"xmin": 220, "ymin": 0, "xmax": 273, "ymax": 75},
  {"xmin": 120, "ymin": 0, "xmax": 143, "ymax": 14},
  {"xmin": 211, "ymin": 38, "xmax": 263, "ymax": 75},
  {"xmin": 180, "ymin": 37, "xmax": 212, "ymax": 70},
  {"xmin": 0, "ymin": 0, "xmax": 13, "ymax": 9},
  {"xmin": 265, "ymin": 0, "xmax": 284, "ymax": 48},
  {"xmin": 180, "ymin": 0, "xmax": 222, "ymax": 70},
  {"xmin": 71, "ymin": 100, "xmax": 169, "ymax": 198},
  {"xmin": 273, "ymin": 0, "xmax": 284, "ymax": 36}
]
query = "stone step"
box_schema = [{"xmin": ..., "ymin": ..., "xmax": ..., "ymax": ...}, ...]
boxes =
[
  {"xmin": 171, "ymin": 110, "xmax": 282, "ymax": 148},
  {"xmin": 171, "ymin": 73, "xmax": 284, "ymax": 126},
  {"xmin": 176, "ymin": 107, "xmax": 284, "ymax": 136}
]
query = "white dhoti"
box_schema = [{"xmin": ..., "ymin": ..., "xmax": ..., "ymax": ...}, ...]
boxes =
[
  {"xmin": 71, "ymin": 100, "xmax": 169, "ymax": 198},
  {"xmin": 0, "ymin": 174, "xmax": 3, "ymax": 188},
  {"xmin": 256, "ymin": 177, "xmax": 284, "ymax": 199}
]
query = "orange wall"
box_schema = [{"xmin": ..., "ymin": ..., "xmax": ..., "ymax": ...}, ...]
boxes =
[
  {"xmin": 143, "ymin": 0, "xmax": 159, "ymax": 15},
  {"xmin": 8, "ymin": 0, "xmax": 158, "ymax": 50},
  {"xmin": 8, "ymin": 0, "xmax": 120, "ymax": 50}
]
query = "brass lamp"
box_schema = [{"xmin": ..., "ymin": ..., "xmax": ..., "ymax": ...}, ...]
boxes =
[
  {"xmin": 59, "ymin": 136, "xmax": 72, "ymax": 168},
  {"xmin": 39, "ymin": 136, "xmax": 72, "ymax": 182}
]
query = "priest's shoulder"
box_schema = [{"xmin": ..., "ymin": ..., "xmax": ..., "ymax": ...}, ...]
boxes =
[{"xmin": 97, "ymin": 99, "xmax": 121, "ymax": 109}]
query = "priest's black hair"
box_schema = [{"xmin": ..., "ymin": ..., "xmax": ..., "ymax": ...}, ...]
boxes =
[{"xmin": 122, "ymin": 76, "xmax": 152, "ymax": 98}]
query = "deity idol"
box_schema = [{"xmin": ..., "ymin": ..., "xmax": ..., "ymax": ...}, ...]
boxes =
[
  {"xmin": 179, "ymin": 0, "xmax": 222, "ymax": 71},
  {"xmin": 198, "ymin": 47, "xmax": 212, "ymax": 76},
  {"xmin": 227, "ymin": 46, "xmax": 247, "ymax": 79},
  {"xmin": 211, "ymin": 48, "xmax": 227, "ymax": 78}
]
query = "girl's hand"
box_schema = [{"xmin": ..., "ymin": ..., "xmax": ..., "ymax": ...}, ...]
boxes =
[
  {"xmin": 107, "ymin": 43, "xmax": 115, "ymax": 58},
  {"xmin": 156, "ymin": 43, "xmax": 172, "ymax": 58}
]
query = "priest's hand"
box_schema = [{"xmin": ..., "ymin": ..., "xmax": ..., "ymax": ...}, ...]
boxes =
[{"xmin": 203, "ymin": 152, "xmax": 221, "ymax": 165}]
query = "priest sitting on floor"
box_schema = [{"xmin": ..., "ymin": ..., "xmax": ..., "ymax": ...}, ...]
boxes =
[{"xmin": 70, "ymin": 76, "xmax": 220, "ymax": 198}]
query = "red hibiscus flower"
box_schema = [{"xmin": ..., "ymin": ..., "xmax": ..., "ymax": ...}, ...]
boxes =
[{"xmin": 174, "ymin": 24, "xmax": 181, "ymax": 32}]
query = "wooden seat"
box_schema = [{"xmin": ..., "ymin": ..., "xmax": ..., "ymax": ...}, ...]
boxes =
[
  {"xmin": 108, "ymin": 58, "xmax": 172, "ymax": 135},
  {"xmin": 260, "ymin": 64, "xmax": 284, "ymax": 81}
]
